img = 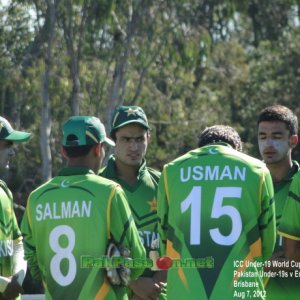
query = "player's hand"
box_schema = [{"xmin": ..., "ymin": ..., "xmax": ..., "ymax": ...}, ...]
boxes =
[
  {"xmin": 2, "ymin": 275, "xmax": 23, "ymax": 300},
  {"xmin": 129, "ymin": 277, "xmax": 164, "ymax": 300}
]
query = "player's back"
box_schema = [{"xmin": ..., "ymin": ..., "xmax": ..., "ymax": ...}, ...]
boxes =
[
  {"xmin": 161, "ymin": 144, "xmax": 275, "ymax": 299},
  {"xmin": 24, "ymin": 171, "xmax": 126, "ymax": 299}
]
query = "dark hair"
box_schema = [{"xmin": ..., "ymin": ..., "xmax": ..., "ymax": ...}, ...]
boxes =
[
  {"xmin": 257, "ymin": 105, "xmax": 298, "ymax": 136},
  {"xmin": 63, "ymin": 145, "xmax": 94, "ymax": 158},
  {"xmin": 110, "ymin": 127, "xmax": 150, "ymax": 142},
  {"xmin": 198, "ymin": 125, "xmax": 242, "ymax": 151}
]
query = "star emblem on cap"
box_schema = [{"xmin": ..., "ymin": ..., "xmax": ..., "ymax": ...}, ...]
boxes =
[
  {"xmin": 148, "ymin": 198, "xmax": 157, "ymax": 212},
  {"xmin": 126, "ymin": 108, "xmax": 139, "ymax": 116}
]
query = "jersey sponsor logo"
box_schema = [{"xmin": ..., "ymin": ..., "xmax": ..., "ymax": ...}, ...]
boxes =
[
  {"xmin": 180, "ymin": 165, "xmax": 246, "ymax": 182},
  {"xmin": 0, "ymin": 239, "xmax": 13, "ymax": 257},
  {"xmin": 138, "ymin": 230, "xmax": 160, "ymax": 248},
  {"xmin": 35, "ymin": 200, "xmax": 92, "ymax": 221}
]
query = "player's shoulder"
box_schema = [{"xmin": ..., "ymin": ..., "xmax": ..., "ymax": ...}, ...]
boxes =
[
  {"xmin": 87, "ymin": 173, "xmax": 121, "ymax": 190},
  {"xmin": 289, "ymin": 169, "xmax": 300, "ymax": 192},
  {"xmin": 163, "ymin": 146, "xmax": 268, "ymax": 174},
  {"xmin": 222, "ymin": 149, "xmax": 271, "ymax": 179},
  {"xmin": 0, "ymin": 179, "xmax": 10, "ymax": 191},
  {"xmin": 164, "ymin": 151, "xmax": 192, "ymax": 168},
  {"xmin": 232, "ymin": 150, "xmax": 267, "ymax": 169},
  {"xmin": 146, "ymin": 167, "xmax": 161, "ymax": 181},
  {"xmin": 0, "ymin": 179, "xmax": 12, "ymax": 199},
  {"xmin": 291, "ymin": 169, "xmax": 300, "ymax": 181},
  {"xmin": 29, "ymin": 178, "xmax": 53, "ymax": 197}
]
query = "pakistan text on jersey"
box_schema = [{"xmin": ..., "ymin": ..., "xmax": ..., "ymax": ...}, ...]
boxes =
[
  {"xmin": 0, "ymin": 240, "xmax": 13, "ymax": 257},
  {"xmin": 180, "ymin": 165, "xmax": 246, "ymax": 182},
  {"xmin": 138, "ymin": 230, "xmax": 160, "ymax": 248},
  {"xmin": 35, "ymin": 200, "xmax": 92, "ymax": 221}
]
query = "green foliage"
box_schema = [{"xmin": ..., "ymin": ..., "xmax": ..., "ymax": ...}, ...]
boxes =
[{"xmin": 1, "ymin": 0, "xmax": 300, "ymax": 194}]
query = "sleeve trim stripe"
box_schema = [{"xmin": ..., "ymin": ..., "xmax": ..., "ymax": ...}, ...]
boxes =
[
  {"xmin": 260, "ymin": 202, "xmax": 273, "ymax": 218},
  {"xmin": 106, "ymin": 187, "xmax": 116, "ymax": 240},
  {"xmin": 119, "ymin": 215, "xmax": 133, "ymax": 245},
  {"xmin": 95, "ymin": 278, "xmax": 110, "ymax": 299},
  {"xmin": 258, "ymin": 170, "xmax": 264, "ymax": 213},
  {"xmin": 163, "ymin": 167, "xmax": 170, "ymax": 206},
  {"xmin": 277, "ymin": 231, "xmax": 300, "ymax": 241},
  {"xmin": 259, "ymin": 214, "xmax": 274, "ymax": 230},
  {"xmin": 288, "ymin": 191, "xmax": 300, "ymax": 203},
  {"xmin": 258, "ymin": 173, "xmax": 264, "ymax": 213}
]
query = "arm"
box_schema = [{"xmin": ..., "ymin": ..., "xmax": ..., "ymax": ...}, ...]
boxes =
[
  {"xmin": 284, "ymin": 237, "xmax": 300, "ymax": 262},
  {"xmin": 20, "ymin": 200, "xmax": 42, "ymax": 281},
  {"xmin": 109, "ymin": 185, "xmax": 146, "ymax": 280},
  {"xmin": 13, "ymin": 239, "xmax": 27, "ymax": 284},
  {"xmin": 157, "ymin": 168, "xmax": 169, "ymax": 256},
  {"xmin": 124, "ymin": 170, "xmax": 170, "ymax": 300},
  {"xmin": 0, "ymin": 239, "xmax": 25, "ymax": 299},
  {"xmin": 277, "ymin": 173, "xmax": 300, "ymax": 263},
  {"xmin": 128, "ymin": 269, "xmax": 167, "ymax": 300},
  {"xmin": 259, "ymin": 168, "xmax": 276, "ymax": 262}
]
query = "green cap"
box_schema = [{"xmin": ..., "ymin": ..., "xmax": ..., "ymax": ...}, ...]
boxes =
[
  {"xmin": 110, "ymin": 105, "xmax": 150, "ymax": 134},
  {"xmin": 63, "ymin": 116, "xmax": 115, "ymax": 147},
  {"xmin": 0, "ymin": 116, "xmax": 31, "ymax": 142}
]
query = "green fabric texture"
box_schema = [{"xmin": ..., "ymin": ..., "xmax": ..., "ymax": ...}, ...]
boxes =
[
  {"xmin": 63, "ymin": 116, "xmax": 114, "ymax": 147},
  {"xmin": 110, "ymin": 106, "xmax": 150, "ymax": 134}
]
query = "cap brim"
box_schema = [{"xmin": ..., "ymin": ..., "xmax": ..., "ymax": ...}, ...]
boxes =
[
  {"xmin": 112, "ymin": 120, "xmax": 150, "ymax": 132},
  {"xmin": 103, "ymin": 137, "xmax": 115, "ymax": 147},
  {"xmin": 5, "ymin": 131, "xmax": 32, "ymax": 143}
]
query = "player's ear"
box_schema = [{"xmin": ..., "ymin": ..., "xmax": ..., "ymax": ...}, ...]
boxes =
[
  {"xmin": 94, "ymin": 143, "xmax": 101, "ymax": 156},
  {"xmin": 290, "ymin": 135, "xmax": 298, "ymax": 148},
  {"xmin": 146, "ymin": 130, "xmax": 151, "ymax": 143}
]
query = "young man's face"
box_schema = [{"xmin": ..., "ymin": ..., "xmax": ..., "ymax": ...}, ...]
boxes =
[
  {"xmin": 0, "ymin": 140, "xmax": 15, "ymax": 170},
  {"xmin": 257, "ymin": 121, "xmax": 296, "ymax": 165},
  {"xmin": 114, "ymin": 123, "xmax": 149, "ymax": 167}
]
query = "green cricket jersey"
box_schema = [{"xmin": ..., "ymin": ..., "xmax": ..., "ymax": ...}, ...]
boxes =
[
  {"xmin": 100, "ymin": 156, "xmax": 161, "ymax": 275},
  {"xmin": 278, "ymin": 170, "xmax": 300, "ymax": 240},
  {"xmin": 100, "ymin": 156, "xmax": 167, "ymax": 300},
  {"xmin": 0, "ymin": 180, "xmax": 22, "ymax": 300},
  {"xmin": 157, "ymin": 144, "xmax": 276, "ymax": 300},
  {"xmin": 21, "ymin": 167, "xmax": 146, "ymax": 300},
  {"xmin": 265, "ymin": 161, "xmax": 300, "ymax": 299}
]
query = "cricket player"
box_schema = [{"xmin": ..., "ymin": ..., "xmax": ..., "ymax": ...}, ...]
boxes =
[
  {"xmin": 257, "ymin": 105, "xmax": 300, "ymax": 299},
  {"xmin": 0, "ymin": 116, "xmax": 31, "ymax": 299},
  {"xmin": 21, "ymin": 116, "xmax": 146, "ymax": 299},
  {"xmin": 158, "ymin": 125, "xmax": 276, "ymax": 299},
  {"xmin": 278, "ymin": 171, "xmax": 300, "ymax": 262},
  {"xmin": 100, "ymin": 106, "xmax": 166, "ymax": 299}
]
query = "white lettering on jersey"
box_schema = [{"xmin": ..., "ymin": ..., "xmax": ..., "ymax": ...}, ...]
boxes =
[
  {"xmin": 138, "ymin": 231, "xmax": 160, "ymax": 248},
  {"xmin": 0, "ymin": 240, "xmax": 13, "ymax": 257},
  {"xmin": 180, "ymin": 165, "xmax": 246, "ymax": 182},
  {"xmin": 35, "ymin": 200, "xmax": 92, "ymax": 221}
]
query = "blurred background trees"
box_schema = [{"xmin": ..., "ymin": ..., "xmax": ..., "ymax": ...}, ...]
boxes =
[{"xmin": 1, "ymin": 0, "xmax": 300, "ymax": 203}]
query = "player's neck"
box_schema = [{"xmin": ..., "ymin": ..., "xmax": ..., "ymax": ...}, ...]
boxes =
[
  {"xmin": 115, "ymin": 160, "xmax": 139, "ymax": 186},
  {"xmin": 67, "ymin": 157, "xmax": 98, "ymax": 174},
  {"xmin": 266, "ymin": 159, "xmax": 293, "ymax": 183}
]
